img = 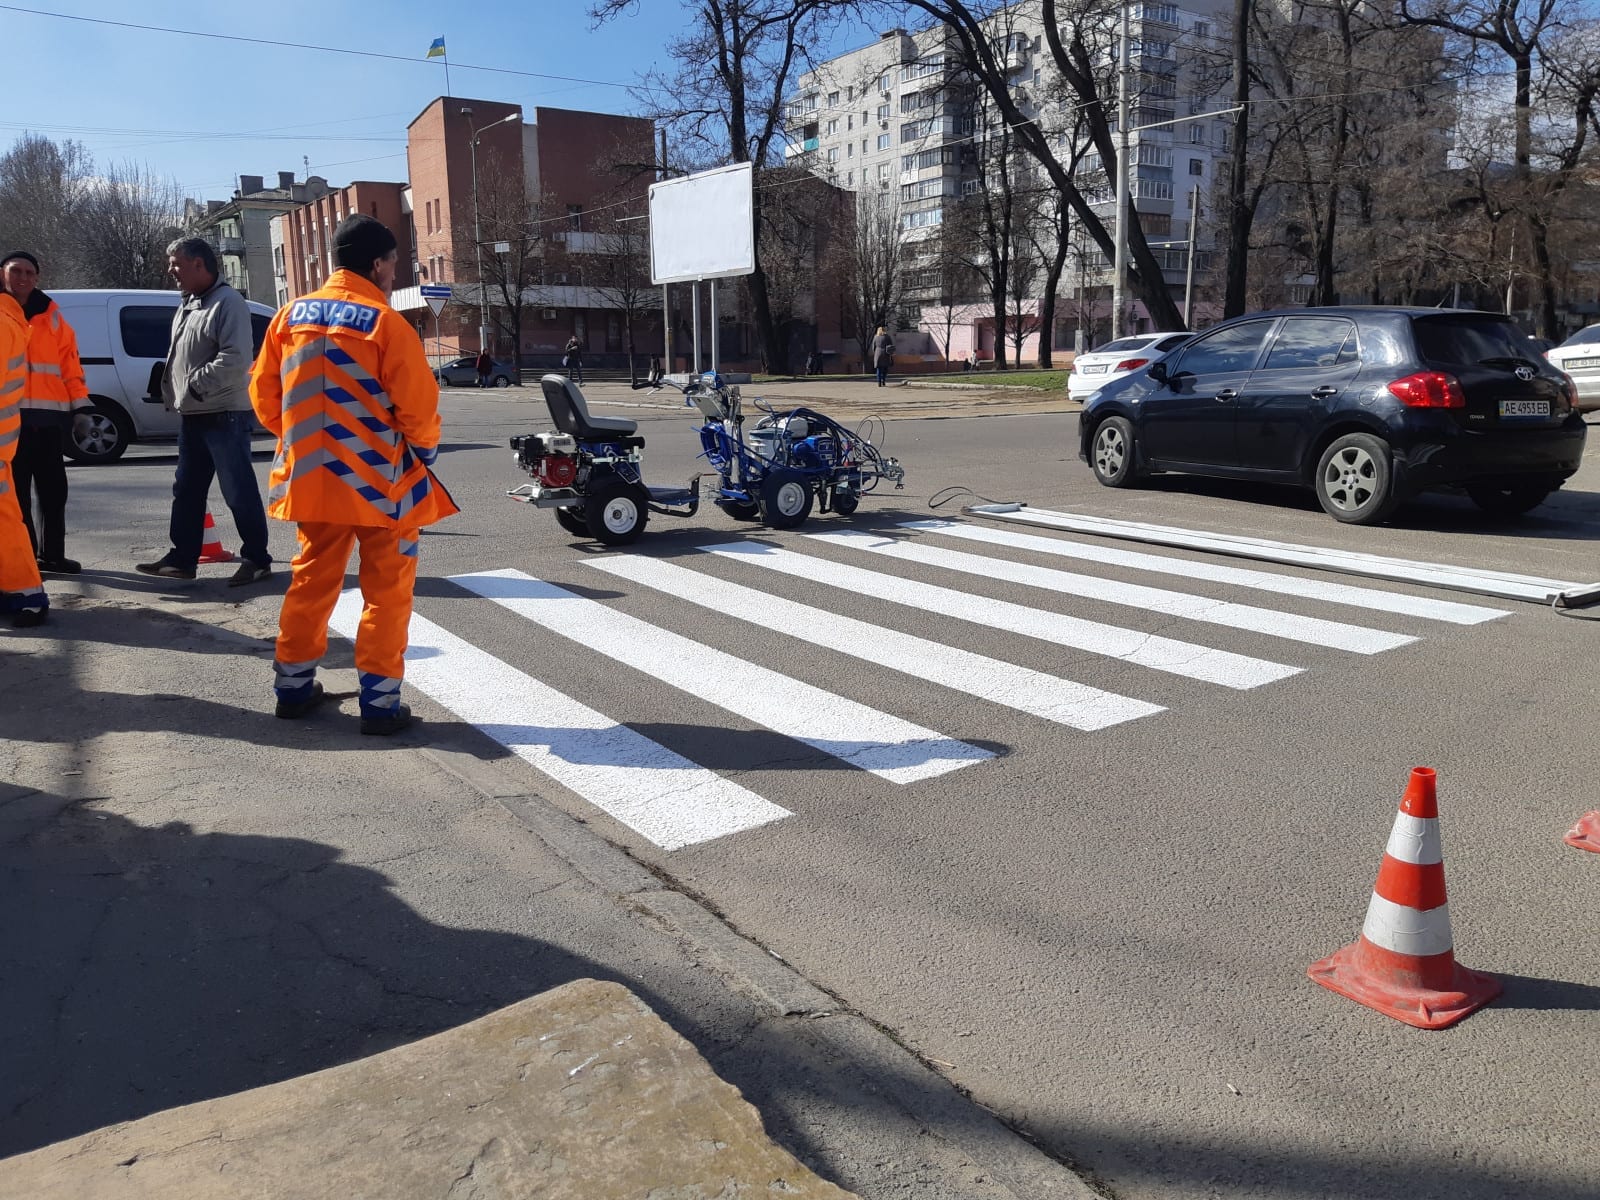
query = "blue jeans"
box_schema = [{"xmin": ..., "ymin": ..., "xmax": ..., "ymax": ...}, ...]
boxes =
[
  {"xmin": 169, "ymin": 410, "xmax": 272, "ymax": 570},
  {"xmin": 875, "ymin": 362, "xmax": 889, "ymax": 385}
]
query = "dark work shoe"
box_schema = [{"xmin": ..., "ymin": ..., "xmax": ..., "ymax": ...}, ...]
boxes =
[
  {"xmin": 274, "ymin": 681, "xmax": 327, "ymax": 720},
  {"xmin": 37, "ymin": 557, "xmax": 81, "ymax": 575},
  {"xmin": 227, "ymin": 560, "xmax": 273, "ymax": 587},
  {"xmin": 136, "ymin": 559, "xmax": 197, "ymax": 580},
  {"xmin": 360, "ymin": 703, "xmax": 413, "ymax": 736},
  {"xmin": 11, "ymin": 608, "xmax": 47, "ymax": 629}
]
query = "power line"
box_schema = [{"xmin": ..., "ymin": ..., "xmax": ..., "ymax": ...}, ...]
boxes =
[{"xmin": 0, "ymin": 4, "xmax": 641, "ymax": 92}]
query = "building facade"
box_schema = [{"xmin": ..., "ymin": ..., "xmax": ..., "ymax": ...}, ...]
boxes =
[
  {"xmin": 186, "ymin": 172, "xmax": 329, "ymax": 305},
  {"xmin": 272, "ymin": 180, "xmax": 414, "ymax": 301}
]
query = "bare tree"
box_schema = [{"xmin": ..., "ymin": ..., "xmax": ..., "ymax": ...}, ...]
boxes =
[
  {"xmin": 839, "ymin": 190, "xmax": 910, "ymax": 369},
  {"xmin": 915, "ymin": 228, "xmax": 978, "ymax": 365},
  {"xmin": 587, "ymin": 209, "xmax": 656, "ymax": 383},
  {"xmin": 455, "ymin": 154, "xmax": 544, "ymax": 360},
  {"xmin": 0, "ymin": 134, "xmax": 92, "ymax": 282},
  {"xmin": 590, "ymin": 0, "xmax": 855, "ymax": 373},
  {"xmin": 76, "ymin": 161, "xmax": 185, "ymax": 289}
]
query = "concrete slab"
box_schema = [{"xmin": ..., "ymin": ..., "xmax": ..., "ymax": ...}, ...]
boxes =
[{"xmin": 0, "ymin": 980, "xmax": 857, "ymax": 1200}]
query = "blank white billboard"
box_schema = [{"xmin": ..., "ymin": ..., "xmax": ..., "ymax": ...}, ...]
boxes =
[{"xmin": 649, "ymin": 162, "xmax": 755, "ymax": 284}]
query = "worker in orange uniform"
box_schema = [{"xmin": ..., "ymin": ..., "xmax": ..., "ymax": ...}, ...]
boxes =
[
  {"xmin": 0, "ymin": 285, "xmax": 47, "ymax": 626},
  {"xmin": 1, "ymin": 250, "xmax": 88, "ymax": 574},
  {"xmin": 249, "ymin": 214, "xmax": 457, "ymax": 734}
]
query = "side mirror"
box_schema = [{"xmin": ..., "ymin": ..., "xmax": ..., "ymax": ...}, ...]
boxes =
[
  {"xmin": 1146, "ymin": 361, "xmax": 1169, "ymax": 386},
  {"xmin": 145, "ymin": 361, "xmax": 165, "ymax": 402}
]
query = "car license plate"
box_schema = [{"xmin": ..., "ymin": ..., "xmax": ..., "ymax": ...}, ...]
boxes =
[
  {"xmin": 1499, "ymin": 399, "xmax": 1549, "ymax": 418},
  {"xmin": 1080, "ymin": 364, "xmax": 1106, "ymax": 374},
  {"xmin": 1566, "ymin": 358, "xmax": 1600, "ymax": 370}
]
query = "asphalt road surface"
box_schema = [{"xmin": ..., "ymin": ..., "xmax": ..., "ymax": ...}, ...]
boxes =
[{"xmin": 63, "ymin": 382, "xmax": 1600, "ymax": 1199}]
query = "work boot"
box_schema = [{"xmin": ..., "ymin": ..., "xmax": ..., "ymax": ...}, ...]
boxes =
[
  {"xmin": 360, "ymin": 703, "xmax": 413, "ymax": 736},
  {"xmin": 37, "ymin": 556, "xmax": 81, "ymax": 574},
  {"xmin": 136, "ymin": 558, "xmax": 197, "ymax": 580},
  {"xmin": 228, "ymin": 560, "xmax": 273, "ymax": 587},
  {"xmin": 11, "ymin": 607, "xmax": 47, "ymax": 629},
  {"xmin": 274, "ymin": 681, "xmax": 327, "ymax": 720}
]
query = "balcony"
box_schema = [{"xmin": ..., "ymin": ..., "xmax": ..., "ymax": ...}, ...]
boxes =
[
  {"xmin": 213, "ymin": 235, "xmax": 246, "ymax": 255},
  {"xmin": 785, "ymin": 136, "xmax": 821, "ymax": 158}
]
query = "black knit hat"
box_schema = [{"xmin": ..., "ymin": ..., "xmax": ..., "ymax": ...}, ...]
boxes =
[
  {"xmin": 332, "ymin": 215, "xmax": 397, "ymax": 273},
  {"xmin": 0, "ymin": 250, "xmax": 40, "ymax": 271}
]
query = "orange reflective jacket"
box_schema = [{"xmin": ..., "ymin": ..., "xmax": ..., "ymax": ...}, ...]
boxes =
[
  {"xmin": 250, "ymin": 270, "xmax": 458, "ymax": 528},
  {"xmin": 1, "ymin": 293, "xmax": 29, "ymax": 464},
  {"xmin": 18, "ymin": 294, "xmax": 87, "ymax": 416}
]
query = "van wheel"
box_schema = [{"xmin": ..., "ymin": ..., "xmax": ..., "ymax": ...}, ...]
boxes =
[{"xmin": 67, "ymin": 403, "xmax": 133, "ymax": 464}]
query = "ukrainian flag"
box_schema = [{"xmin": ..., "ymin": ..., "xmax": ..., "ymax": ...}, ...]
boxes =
[{"xmin": 426, "ymin": 37, "xmax": 446, "ymax": 59}]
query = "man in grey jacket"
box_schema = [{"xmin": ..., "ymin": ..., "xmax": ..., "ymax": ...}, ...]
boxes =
[{"xmin": 136, "ymin": 238, "xmax": 273, "ymax": 584}]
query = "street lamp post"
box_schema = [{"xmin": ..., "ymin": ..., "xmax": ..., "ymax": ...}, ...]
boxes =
[
  {"xmin": 1111, "ymin": 1, "xmax": 1132, "ymax": 340},
  {"xmin": 463, "ymin": 107, "xmax": 520, "ymax": 355}
]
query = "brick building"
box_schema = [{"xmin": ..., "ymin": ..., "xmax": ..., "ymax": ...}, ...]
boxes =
[
  {"xmin": 272, "ymin": 180, "xmax": 414, "ymax": 303},
  {"xmin": 395, "ymin": 97, "xmax": 659, "ymax": 365}
]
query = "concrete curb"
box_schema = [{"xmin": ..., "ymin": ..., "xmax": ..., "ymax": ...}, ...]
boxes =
[{"xmin": 417, "ymin": 746, "xmax": 1104, "ymax": 1199}]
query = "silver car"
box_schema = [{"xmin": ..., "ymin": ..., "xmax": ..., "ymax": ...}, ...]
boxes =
[
  {"xmin": 1544, "ymin": 326, "xmax": 1600, "ymax": 412},
  {"xmin": 1067, "ymin": 333, "xmax": 1191, "ymax": 401}
]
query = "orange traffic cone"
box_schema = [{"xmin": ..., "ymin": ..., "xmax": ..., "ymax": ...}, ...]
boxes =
[
  {"xmin": 197, "ymin": 509, "xmax": 235, "ymax": 564},
  {"xmin": 1308, "ymin": 767, "xmax": 1500, "ymax": 1029},
  {"xmin": 1565, "ymin": 811, "xmax": 1600, "ymax": 853}
]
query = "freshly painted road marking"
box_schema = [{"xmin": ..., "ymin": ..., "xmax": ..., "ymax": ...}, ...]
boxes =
[
  {"xmin": 901, "ymin": 520, "xmax": 1509, "ymax": 627},
  {"xmin": 587, "ymin": 554, "xmax": 1164, "ymax": 732},
  {"xmin": 698, "ymin": 541, "xmax": 1298, "ymax": 690},
  {"xmin": 451, "ymin": 568, "xmax": 991, "ymax": 783},
  {"xmin": 811, "ymin": 530, "xmax": 1415, "ymax": 655},
  {"xmin": 967, "ymin": 505, "xmax": 1585, "ymax": 604},
  {"xmin": 329, "ymin": 591, "xmax": 790, "ymax": 851}
]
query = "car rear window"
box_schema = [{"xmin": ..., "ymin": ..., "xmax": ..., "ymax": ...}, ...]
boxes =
[
  {"xmin": 1560, "ymin": 325, "xmax": 1600, "ymax": 347},
  {"xmin": 1155, "ymin": 334, "xmax": 1190, "ymax": 353},
  {"xmin": 1094, "ymin": 337, "xmax": 1154, "ymax": 355},
  {"xmin": 1412, "ymin": 315, "xmax": 1533, "ymax": 367}
]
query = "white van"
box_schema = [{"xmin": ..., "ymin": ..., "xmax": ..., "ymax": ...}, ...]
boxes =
[{"xmin": 48, "ymin": 289, "xmax": 279, "ymax": 464}]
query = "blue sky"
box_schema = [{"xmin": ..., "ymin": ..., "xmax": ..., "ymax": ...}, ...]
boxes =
[{"xmin": 5, "ymin": 0, "xmax": 853, "ymax": 199}]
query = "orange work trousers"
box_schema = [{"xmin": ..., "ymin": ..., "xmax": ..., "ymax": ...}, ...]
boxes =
[
  {"xmin": 0, "ymin": 462, "xmax": 45, "ymax": 603},
  {"xmin": 274, "ymin": 521, "xmax": 419, "ymax": 715}
]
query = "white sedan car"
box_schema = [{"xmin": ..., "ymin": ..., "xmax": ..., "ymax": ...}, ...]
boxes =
[
  {"xmin": 1544, "ymin": 325, "xmax": 1600, "ymax": 412},
  {"xmin": 1067, "ymin": 332, "xmax": 1191, "ymax": 401}
]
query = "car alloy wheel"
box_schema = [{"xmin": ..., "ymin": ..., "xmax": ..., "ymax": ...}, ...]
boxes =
[
  {"xmin": 1314, "ymin": 432, "xmax": 1397, "ymax": 525},
  {"xmin": 1322, "ymin": 445, "xmax": 1378, "ymax": 512},
  {"xmin": 1089, "ymin": 416, "xmax": 1139, "ymax": 488}
]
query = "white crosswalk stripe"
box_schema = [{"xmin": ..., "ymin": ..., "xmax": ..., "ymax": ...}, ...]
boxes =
[
  {"xmin": 324, "ymin": 517, "xmax": 1500, "ymax": 852},
  {"xmin": 808, "ymin": 529, "xmax": 1416, "ymax": 655},
  {"xmin": 451, "ymin": 568, "xmax": 992, "ymax": 784},
  {"xmin": 898, "ymin": 520, "xmax": 1510, "ymax": 626},
  {"xmin": 587, "ymin": 554, "xmax": 1164, "ymax": 731},
  {"xmin": 329, "ymin": 591, "xmax": 791, "ymax": 851},
  {"xmin": 698, "ymin": 540, "xmax": 1299, "ymax": 689}
]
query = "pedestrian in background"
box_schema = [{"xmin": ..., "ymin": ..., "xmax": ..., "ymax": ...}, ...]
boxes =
[
  {"xmin": 562, "ymin": 333, "xmax": 584, "ymax": 385},
  {"xmin": 474, "ymin": 346, "xmax": 492, "ymax": 388},
  {"xmin": 871, "ymin": 326, "xmax": 895, "ymax": 388},
  {"xmin": 136, "ymin": 238, "xmax": 273, "ymax": 585},
  {"xmin": 0, "ymin": 282, "xmax": 47, "ymax": 627},
  {"xmin": 1, "ymin": 250, "xmax": 86, "ymax": 574},
  {"xmin": 251, "ymin": 214, "xmax": 457, "ymax": 735}
]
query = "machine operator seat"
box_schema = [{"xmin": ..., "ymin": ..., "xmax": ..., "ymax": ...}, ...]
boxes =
[{"xmin": 540, "ymin": 375, "xmax": 639, "ymax": 438}]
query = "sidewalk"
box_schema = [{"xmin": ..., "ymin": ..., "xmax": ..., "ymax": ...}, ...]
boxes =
[{"xmin": 1, "ymin": 577, "xmax": 1096, "ymax": 1198}]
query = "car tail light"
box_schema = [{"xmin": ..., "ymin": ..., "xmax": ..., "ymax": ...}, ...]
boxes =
[
  {"xmin": 1386, "ymin": 371, "xmax": 1466, "ymax": 409},
  {"xmin": 538, "ymin": 455, "xmax": 577, "ymax": 488},
  {"xmin": 1561, "ymin": 373, "xmax": 1578, "ymax": 409},
  {"xmin": 1113, "ymin": 357, "xmax": 1150, "ymax": 372}
]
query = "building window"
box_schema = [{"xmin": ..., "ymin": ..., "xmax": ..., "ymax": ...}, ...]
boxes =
[
  {"xmin": 1189, "ymin": 158, "xmax": 1203, "ymax": 175},
  {"xmin": 878, "ymin": 163, "xmax": 890, "ymax": 181},
  {"xmin": 568, "ymin": 204, "xmax": 583, "ymax": 230},
  {"xmin": 826, "ymin": 118, "xmax": 838, "ymax": 135},
  {"xmin": 845, "ymin": 170, "xmax": 853, "ymax": 185},
  {"xmin": 827, "ymin": 90, "xmax": 839, "ymax": 106},
  {"xmin": 1194, "ymin": 20, "xmax": 1210, "ymax": 39},
  {"xmin": 1190, "ymin": 125, "xmax": 1206, "ymax": 144},
  {"xmin": 877, "ymin": 102, "xmax": 891, "ymax": 121},
  {"xmin": 878, "ymin": 73, "xmax": 891, "ymax": 92},
  {"xmin": 826, "ymin": 147, "xmax": 838, "ymax": 163},
  {"xmin": 877, "ymin": 132, "xmax": 891, "ymax": 151},
  {"xmin": 847, "ymin": 143, "xmax": 853, "ymax": 157}
]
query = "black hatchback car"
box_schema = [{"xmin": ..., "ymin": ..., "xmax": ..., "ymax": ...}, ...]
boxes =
[{"xmin": 1078, "ymin": 307, "xmax": 1586, "ymax": 523}]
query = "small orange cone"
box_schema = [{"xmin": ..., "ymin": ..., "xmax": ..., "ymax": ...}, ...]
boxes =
[
  {"xmin": 1308, "ymin": 767, "xmax": 1500, "ymax": 1030},
  {"xmin": 197, "ymin": 509, "xmax": 235, "ymax": 564},
  {"xmin": 1565, "ymin": 811, "xmax": 1600, "ymax": 853}
]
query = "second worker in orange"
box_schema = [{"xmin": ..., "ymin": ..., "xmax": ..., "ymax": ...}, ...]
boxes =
[{"xmin": 250, "ymin": 214, "xmax": 457, "ymax": 735}]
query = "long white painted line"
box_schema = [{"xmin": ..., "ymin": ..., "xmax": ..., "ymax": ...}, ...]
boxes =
[
  {"xmin": 698, "ymin": 541, "xmax": 1299, "ymax": 690},
  {"xmin": 587, "ymin": 554, "xmax": 1163, "ymax": 732},
  {"xmin": 810, "ymin": 530, "xmax": 1414, "ymax": 656},
  {"xmin": 967, "ymin": 505, "xmax": 1583, "ymax": 603},
  {"xmin": 451, "ymin": 569, "xmax": 990, "ymax": 784},
  {"xmin": 328, "ymin": 592, "xmax": 789, "ymax": 852},
  {"xmin": 901, "ymin": 520, "xmax": 1509, "ymax": 627}
]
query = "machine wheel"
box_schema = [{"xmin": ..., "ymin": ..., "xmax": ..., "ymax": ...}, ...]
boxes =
[
  {"xmin": 67, "ymin": 402, "xmax": 133, "ymax": 464},
  {"xmin": 831, "ymin": 492, "xmax": 860, "ymax": 516},
  {"xmin": 1089, "ymin": 416, "xmax": 1139, "ymax": 488},
  {"xmin": 553, "ymin": 506, "xmax": 588, "ymax": 537},
  {"xmin": 1315, "ymin": 433, "xmax": 1398, "ymax": 525},
  {"xmin": 718, "ymin": 498, "xmax": 761, "ymax": 520},
  {"xmin": 584, "ymin": 479, "xmax": 649, "ymax": 545},
  {"xmin": 759, "ymin": 469, "xmax": 813, "ymax": 529},
  {"xmin": 1466, "ymin": 481, "xmax": 1555, "ymax": 517}
]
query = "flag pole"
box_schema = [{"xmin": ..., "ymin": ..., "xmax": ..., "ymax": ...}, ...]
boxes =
[{"xmin": 444, "ymin": 51, "xmax": 451, "ymax": 97}]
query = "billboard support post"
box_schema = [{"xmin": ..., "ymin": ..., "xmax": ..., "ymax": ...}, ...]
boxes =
[{"xmin": 649, "ymin": 162, "xmax": 754, "ymax": 375}]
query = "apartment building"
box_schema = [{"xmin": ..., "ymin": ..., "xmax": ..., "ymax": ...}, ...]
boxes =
[
  {"xmin": 186, "ymin": 172, "xmax": 328, "ymax": 305},
  {"xmin": 786, "ymin": 3, "xmax": 1231, "ymax": 358},
  {"xmin": 272, "ymin": 180, "xmax": 414, "ymax": 303}
]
